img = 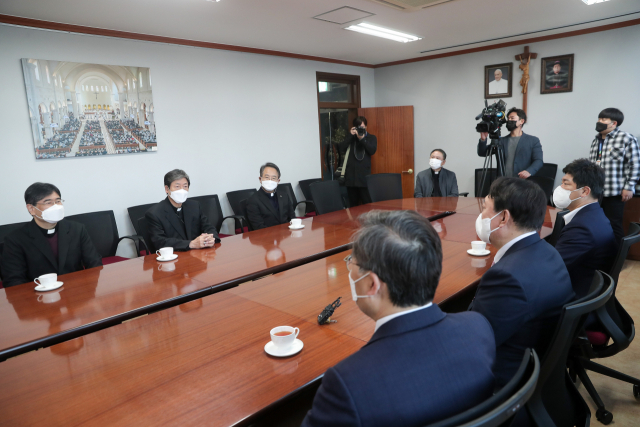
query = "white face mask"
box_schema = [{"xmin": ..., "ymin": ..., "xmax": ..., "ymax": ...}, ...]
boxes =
[
  {"xmin": 169, "ymin": 189, "xmax": 189, "ymax": 204},
  {"xmin": 552, "ymin": 186, "xmax": 584, "ymax": 209},
  {"xmin": 475, "ymin": 210, "xmax": 504, "ymax": 244},
  {"xmin": 429, "ymin": 158, "xmax": 442, "ymax": 170},
  {"xmin": 35, "ymin": 204, "xmax": 65, "ymax": 224},
  {"xmin": 262, "ymin": 180, "xmax": 278, "ymax": 192},
  {"xmin": 349, "ymin": 270, "xmax": 371, "ymax": 301}
]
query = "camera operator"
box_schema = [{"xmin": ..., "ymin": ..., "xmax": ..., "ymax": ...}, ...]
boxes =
[
  {"xmin": 477, "ymin": 107, "xmax": 543, "ymax": 178},
  {"xmin": 338, "ymin": 116, "xmax": 378, "ymax": 206}
]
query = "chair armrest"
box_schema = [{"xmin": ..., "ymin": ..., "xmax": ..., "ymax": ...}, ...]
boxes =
[
  {"xmin": 117, "ymin": 234, "xmax": 147, "ymax": 256},
  {"xmin": 222, "ymin": 215, "xmax": 249, "ymax": 233},
  {"xmin": 295, "ymin": 200, "xmax": 316, "ymax": 215},
  {"xmin": 459, "ymin": 192, "xmax": 469, "ymax": 197}
]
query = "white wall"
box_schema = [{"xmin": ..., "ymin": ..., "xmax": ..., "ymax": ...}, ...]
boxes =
[
  {"xmin": 375, "ymin": 24, "xmax": 640, "ymax": 196},
  {"xmin": 0, "ymin": 24, "xmax": 375, "ymax": 255}
]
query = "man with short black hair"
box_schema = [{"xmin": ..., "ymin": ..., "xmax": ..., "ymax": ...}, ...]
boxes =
[
  {"xmin": 470, "ymin": 177, "xmax": 573, "ymax": 387},
  {"xmin": 552, "ymin": 159, "xmax": 617, "ymax": 298},
  {"xmin": 477, "ymin": 107, "xmax": 543, "ymax": 179},
  {"xmin": 145, "ymin": 169, "xmax": 220, "ymax": 251},
  {"xmin": 589, "ymin": 107, "xmax": 639, "ymax": 244},
  {"xmin": 414, "ymin": 149, "xmax": 459, "ymax": 197},
  {"xmin": 1, "ymin": 183, "xmax": 102, "ymax": 287},
  {"xmin": 245, "ymin": 162, "xmax": 295, "ymax": 230},
  {"xmin": 302, "ymin": 210, "xmax": 495, "ymax": 427}
]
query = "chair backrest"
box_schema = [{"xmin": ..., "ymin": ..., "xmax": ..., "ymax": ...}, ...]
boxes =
[
  {"xmin": 366, "ymin": 173, "xmax": 403, "ymax": 202},
  {"xmin": 426, "ymin": 349, "xmax": 540, "ymax": 427},
  {"xmin": 527, "ymin": 271, "xmax": 613, "ymax": 427},
  {"xmin": 190, "ymin": 194, "xmax": 224, "ymax": 233},
  {"xmin": 127, "ymin": 203, "xmax": 156, "ymax": 236},
  {"xmin": 0, "ymin": 221, "xmax": 30, "ymax": 245},
  {"xmin": 536, "ymin": 163, "xmax": 558, "ymax": 181},
  {"xmin": 546, "ymin": 210, "xmax": 569, "ymax": 247},
  {"xmin": 609, "ymin": 222, "xmax": 640, "ymax": 285},
  {"xmin": 527, "ymin": 176, "xmax": 555, "ymax": 206},
  {"xmin": 299, "ymin": 178, "xmax": 322, "ymax": 201},
  {"xmin": 309, "ymin": 180, "xmax": 345, "ymax": 215},
  {"xmin": 475, "ymin": 168, "xmax": 498, "ymax": 198},
  {"xmin": 137, "ymin": 217, "xmax": 156, "ymax": 254},
  {"xmin": 278, "ymin": 183, "xmax": 298, "ymax": 205},
  {"xmin": 226, "ymin": 189, "xmax": 257, "ymax": 215},
  {"xmin": 66, "ymin": 210, "xmax": 120, "ymax": 258},
  {"xmin": 239, "ymin": 199, "xmax": 253, "ymax": 231}
]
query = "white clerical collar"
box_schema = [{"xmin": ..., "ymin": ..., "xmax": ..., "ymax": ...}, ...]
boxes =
[
  {"xmin": 563, "ymin": 201, "xmax": 597, "ymax": 225},
  {"xmin": 493, "ymin": 231, "xmax": 536, "ymax": 265},
  {"xmin": 374, "ymin": 302, "xmax": 433, "ymax": 333}
]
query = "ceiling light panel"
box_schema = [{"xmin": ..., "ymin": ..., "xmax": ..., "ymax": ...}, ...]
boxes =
[
  {"xmin": 345, "ymin": 23, "xmax": 422, "ymax": 43},
  {"xmin": 582, "ymin": 0, "xmax": 610, "ymax": 4}
]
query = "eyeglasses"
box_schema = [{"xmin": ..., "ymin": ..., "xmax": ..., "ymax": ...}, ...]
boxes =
[
  {"xmin": 37, "ymin": 199, "xmax": 64, "ymax": 208},
  {"xmin": 344, "ymin": 255, "xmax": 360, "ymax": 272}
]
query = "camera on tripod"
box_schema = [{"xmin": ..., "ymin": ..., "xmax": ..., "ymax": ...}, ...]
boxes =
[{"xmin": 475, "ymin": 99, "xmax": 507, "ymax": 141}]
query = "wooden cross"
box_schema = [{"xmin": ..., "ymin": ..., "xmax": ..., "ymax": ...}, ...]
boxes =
[{"xmin": 515, "ymin": 46, "xmax": 538, "ymax": 115}]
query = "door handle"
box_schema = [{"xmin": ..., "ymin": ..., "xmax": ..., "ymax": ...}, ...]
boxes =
[{"xmin": 402, "ymin": 169, "xmax": 413, "ymax": 175}]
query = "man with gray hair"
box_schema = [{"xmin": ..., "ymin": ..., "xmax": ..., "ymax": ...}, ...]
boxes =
[
  {"xmin": 145, "ymin": 169, "xmax": 220, "ymax": 251},
  {"xmin": 301, "ymin": 210, "xmax": 495, "ymax": 427}
]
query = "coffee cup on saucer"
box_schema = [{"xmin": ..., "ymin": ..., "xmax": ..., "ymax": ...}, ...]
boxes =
[
  {"xmin": 156, "ymin": 247, "xmax": 174, "ymax": 260},
  {"xmin": 290, "ymin": 218, "xmax": 302, "ymax": 228},
  {"xmin": 470, "ymin": 241, "xmax": 486, "ymax": 253},
  {"xmin": 34, "ymin": 273, "xmax": 57, "ymax": 289},
  {"xmin": 270, "ymin": 326, "xmax": 300, "ymax": 350}
]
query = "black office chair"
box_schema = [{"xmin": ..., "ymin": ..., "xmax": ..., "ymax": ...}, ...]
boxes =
[
  {"xmin": 279, "ymin": 183, "xmax": 316, "ymax": 217},
  {"xmin": 426, "ymin": 349, "xmax": 540, "ymax": 427},
  {"xmin": 190, "ymin": 194, "xmax": 247, "ymax": 237},
  {"xmin": 528, "ymin": 176, "xmax": 555, "ymax": 206},
  {"xmin": 545, "ymin": 210, "xmax": 569, "ymax": 247},
  {"xmin": 137, "ymin": 217, "xmax": 156, "ymax": 255},
  {"xmin": 475, "ymin": 168, "xmax": 498, "ymax": 198},
  {"xmin": 366, "ymin": 173, "xmax": 403, "ymax": 202},
  {"xmin": 526, "ymin": 271, "xmax": 613, "ymax": 427},
  {"xmin": 226, "ymin": 189, "xmax": 256, "ymax": 233},
  {"xmin": 0, "ymin": 221, "xmax": 30, "ymax": 285},
  {"xmin": 238, "ymin": 199, "xmax": 254, "ymax": 232},
  {"xmin": 309, "ymin": 180, "xmax": 345, "ymax": 215},
  {"xmin": 127, "ymin": 203, "xmax": 156, "ymax": 236},
  {"xmin": 299, "ymin": 178, "xmax": 322, "ymax": 202},
  {"xmin": 67, "ymin": 210, "xmax": 144, "ymax": 264},
  {"xmin": 536, "ymin": 163, "xmax": 559, "ymax": 181},
  {"xmin": 568, "ymin": 223, "xmax": 640, "ymax": 424}
]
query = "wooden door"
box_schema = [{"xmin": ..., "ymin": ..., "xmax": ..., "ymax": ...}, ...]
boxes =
[{"xmin": 358, "ymin": 106, "xmax": 414, "ymax": 198}]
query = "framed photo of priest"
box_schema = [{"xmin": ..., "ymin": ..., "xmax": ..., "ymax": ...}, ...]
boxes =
[
  {"xmin": 541, "ymin": 54, "xmax": 574, "ymax": 94},
  {"xmin": 484, "ymin": 63, "xmax": 512, "ymax": 99}
]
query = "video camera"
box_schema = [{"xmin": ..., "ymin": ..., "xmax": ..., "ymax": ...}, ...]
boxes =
[{"xmin": 475, "ymin": 99, "xmax": 507, "ymax": 140}]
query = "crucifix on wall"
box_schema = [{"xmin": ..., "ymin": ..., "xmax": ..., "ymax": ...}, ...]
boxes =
[{"xmin": 515, "ymin": 46, "xmax": 537, "ymax": 115}]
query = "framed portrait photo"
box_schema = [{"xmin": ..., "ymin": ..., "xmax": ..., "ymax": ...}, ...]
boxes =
[
  {"xmin": 541, "ymin": 54, "xmax": 574, "ymax": 94},
  {"xmin": 484, "ymin": 63, "xmax": 513, "ymax": 99}
]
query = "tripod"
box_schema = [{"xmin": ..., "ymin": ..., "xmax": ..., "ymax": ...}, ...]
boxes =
[{"xmin": 478, "ymin": 138, "xmax": 505, "ymax": 197}]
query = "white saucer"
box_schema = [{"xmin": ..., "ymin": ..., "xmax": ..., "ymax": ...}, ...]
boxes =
[
  {"xmin": 157, "ymin": 254, "xmax": 178, "ymax": 262},
  {"xmin": 288, "ymin": 225, "xmax": 305, "ymax": 230},
  {"xmin": 467, "ymin": 249, "xmax": 491, "ymax": 256},
  {"xmin": 35, "ymin": 282, "xmax": 64, "ymax": 292},
  {"xmin": 264, "ymin": 339, "xmax": 304, "ymax": 357}
]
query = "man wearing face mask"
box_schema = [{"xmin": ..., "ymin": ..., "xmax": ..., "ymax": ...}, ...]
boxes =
[
  {"xmin": 338, "ymin": 116, "xmax": 378, "ymax": 207},
  {"xmin": 470, "ymin": 177, "xmax": 573, "ymax": 388},
  {"xmin": 1, "ymin": 182, "xmax": 102, "ymax": 288},
  {"xmin": 588, "ymin": 108, "xmax": 639, "ymax": 245},
  {"xmin": 245, "ymin": 162, "xmax": 295, "ymax": 230},
  {"xmin": 145, "ymin": 169, "xmax": 220, "ymax": 251},
  {"xmin": 302, "ymin": 210, "xmax": 495, "ymax": 427},
  {"xmin": 477, "ymin": 107, "xmax": 543, "ymax": 179},
  {"xmin": 552, "ymin": 159, "xmax": 617, "ymax": 298},
  {"xmin": 414, "ymin": 149, "xmax": 459, "ymax": 197}
]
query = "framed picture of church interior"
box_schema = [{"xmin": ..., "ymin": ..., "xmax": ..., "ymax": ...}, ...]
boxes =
[
  {"xmin": 484, "ymin": 63, "xmax": 512, "ymax": 99},
  {"xmin": 540, "ymin": 54, "xmax": 574, "ymax": 94},
  {"xmin": 20, "ymin": 58, "xmax": 157, "ymax": 160}
]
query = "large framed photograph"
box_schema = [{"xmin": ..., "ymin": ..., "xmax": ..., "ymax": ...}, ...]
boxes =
[
  {"xmin": 484, "ymin": 63, "xmax": 512, "ymax": 99},
  {"xmin": 20, "ymin": 58, "xmax": 157, "ymax": 160},
  {"xmin": 541, "ymin": 54, "xmax": 574, "ymax": 94}
]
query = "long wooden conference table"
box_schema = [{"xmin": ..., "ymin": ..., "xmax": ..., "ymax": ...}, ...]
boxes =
[{"xmin": 0, "ymin": 198, "xmax": 558, "ymax": 426}]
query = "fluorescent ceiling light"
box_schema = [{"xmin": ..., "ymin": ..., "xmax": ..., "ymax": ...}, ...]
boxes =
[
  {"xmin": 582, "ymin": 0, "xmax": 609, "ymax": 4},
  {"xmin": 345, "ymin": 23, "xmax": 421, "ymax": 43}
]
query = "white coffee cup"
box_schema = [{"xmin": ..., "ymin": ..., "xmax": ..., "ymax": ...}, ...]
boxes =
[
  {"xmin": 471, "ymin": 241, "xmax": 486, "ymax": 253},
  {"xmin": 156, "ymin": 247, "xmax": 174, "ymax": 259},
  {"xmin": 38, "ymin": 292, "xmax": 61, "ymax": 303},
  {"xmin": 34, "ymin": 273, "xmax": 57, "ymax": 288},
  {"xmin": 290, "ymin": 218, "xmax": 302, "ymax": 228},
  {"xmin": 158, "ymin": 262, "xmax": 176, "ymax": 272},
  {"xmin": 270, "ymin": 326, "xmax": 300, "ymax": 350}
]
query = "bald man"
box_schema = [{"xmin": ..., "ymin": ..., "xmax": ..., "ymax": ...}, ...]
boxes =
[{"xmin": 489, "ymin": 69, "xmax": 508, "ymax": 95}]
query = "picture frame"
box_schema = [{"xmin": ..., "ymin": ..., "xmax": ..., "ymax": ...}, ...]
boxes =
[
  {"xmin": 540, "ymin": 54, "xmax": 574, "ymax": 94},
  {"xmin": 484, "ymin": 63, "xmax": 513, "ymax": 99}
]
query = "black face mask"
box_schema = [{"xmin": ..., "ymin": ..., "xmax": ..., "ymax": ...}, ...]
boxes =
[
  {"xmin": 506, "ymin": 120, "xmax": 518, "ymax": 131},
  {"xmin": 595, "ymin": 122, "xmax": 611, "ymax": 133}
]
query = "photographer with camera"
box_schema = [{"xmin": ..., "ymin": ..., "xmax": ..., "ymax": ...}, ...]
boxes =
[
  {"xmin": 477, "ymin": 107, "xmax": 543, "ymax": 179},
  {"xmin": 337, "ymin": 116, "xmax": 378, "ymax": 206}
]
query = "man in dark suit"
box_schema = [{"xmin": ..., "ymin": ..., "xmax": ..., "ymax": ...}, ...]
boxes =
[
  {"xmin": 338, "ymin": 116, "xmax": 378, "ymax": 207},
  {"xmin": 552, "ymin": 159, "xmax": 617, "ymax": 298},
  {"xmin": 470, "ymin": 177, "xmax": 574, "ymax": 387},
  {"xmin": 1, "ymin": 182, "xmax": 102, "ymax": 288},
  {"xmin": 145, "ymin": 169, "xmax": 220, "ymax": 251},
  {"xmin": 414, "ymin": 148, "xmax": 459, "ymax": 197},
  {"xmin": 302, "ymin": 210, "xmax": 495, "ymax": 427},
  {"xmin": 245, "ymin": 162, "xmax": 295, "ymax": 230},
  {"xmin": 477, "ymin": 107, "xmax": 543, "ymax": 178}
]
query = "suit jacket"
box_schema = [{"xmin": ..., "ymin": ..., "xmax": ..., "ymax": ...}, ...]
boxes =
[
  {"xmin": 145, "ymin": 198, "xmax": 220, "ymax": 252},
  {"xmin": 1, "ymin": 219, "xmax": 102, "ymax": 288},
  {"xmin": 470, "ymin": 234, "xmax": 574, "ymax": 387},
  {"xmin": 414, "ymin": 168, "xmax": 459, "ymax": 197},
  {"xmin": 245, "ymin": 188, "xmax": 295, "ymax": 230},
  {"xmin": 338, "ymin": 133, "xmax": 378, "ymax": 188},
  {"xmin": 301, "ymin": 305, "xmax": 496, "ymax": 427},
  {"xmin": 554, "ymin": 203, "xmax": 617, "ymax": 298},
  {"xmin": 477, "ymin": 132, "xmax": 543, "ymax": 177}
]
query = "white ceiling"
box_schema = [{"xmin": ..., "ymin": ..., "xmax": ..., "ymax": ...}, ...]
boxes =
[{"xmin": 1, "ymin": 0, "xmax": 639, "ymax": 65}]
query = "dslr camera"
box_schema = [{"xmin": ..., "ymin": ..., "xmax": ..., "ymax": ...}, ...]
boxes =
[
  {"xmin": 356, "ymin": 127, "xmax": 366, "ymax": 137},
  {"xmin": 475, "ymin": 99, "xmax": 507, "ymax": 140}
]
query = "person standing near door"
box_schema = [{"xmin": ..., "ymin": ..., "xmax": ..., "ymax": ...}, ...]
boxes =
[{"xmin": 338, "ymin": 116, "xmax": 377, "ymax": 207}]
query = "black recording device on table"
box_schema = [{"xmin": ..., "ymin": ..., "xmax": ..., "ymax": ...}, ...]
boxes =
[
  {"xmin": 318, "ymin": 297, "xmax": 342, "ymax": 325},
  {"xmin": 475, "ymin": 99, "xmax": 507, "ymax": 141}
]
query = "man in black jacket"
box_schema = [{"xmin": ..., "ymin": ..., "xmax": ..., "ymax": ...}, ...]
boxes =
[
  {"xmin": 246, "ymin": 162, "xmax": 296, "ymax": 230},
  {"xmin": 338, "ymin": 116, "xmax": 378, "ymax": 207},
  {"xmin": 1, "ymin": 183, "xmax": 102, "ymax": 288},
  {"xmin": 145, "ymin": 169, "xmax": 220, "ymax": 251}
]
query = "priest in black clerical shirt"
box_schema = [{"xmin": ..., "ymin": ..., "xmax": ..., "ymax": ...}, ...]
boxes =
[
  {"xmin": 245, "ymin": 162, "xmax": 296, "ymax": 230},
  {"xmin": 414, "ymin": 149, "xmax": 460, "ymax": 198}
]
